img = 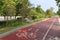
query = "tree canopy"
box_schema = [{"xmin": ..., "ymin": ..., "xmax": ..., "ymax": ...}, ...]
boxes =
[{"xmin": 0, "ymin": 0, "xmax": 55, "ymax": 22}]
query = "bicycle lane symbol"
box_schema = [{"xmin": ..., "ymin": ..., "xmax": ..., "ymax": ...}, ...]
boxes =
[{"xmin": 16, "ymin": 29, "xmax": 37, "ymax": 40}]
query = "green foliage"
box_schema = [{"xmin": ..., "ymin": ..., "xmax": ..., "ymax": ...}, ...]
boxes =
[
  {"xmin": 4, "ymin": 0, "xmax": 16, "ymax": 16},
  {"xmin": 45, "ymin": 8, "xmax": 54, "ymax": 17},
  {"xmin": 55, "ymin": 0, "xmax": 60, "ymax": 16},
  {"xmin": 36, "ymin": 5, "xmax": 44, "ymax": 14},
  {"xmin": 30, "ymin": 8, "xmax": 38, "ymax": 19},
  {"xmin": 57, "ymin": 9, "xmax": 60, "ymax": 16},
  {"xmin": 55, "ymin": 0, "xmax": 60, "ymax": 5},
  {"xmin": 0, "ymin": 0, "xmax": 53, "ymax": 19},
  {"xmin": 29, "ymin": 6, "xmax": 45, "ymax": 20},
  {"xmin": 0, "ymin": 0, "xmax": 55, "ymax": 23},
  {"xmin": 0, "ymin": 0, "xmax": 4, "ymax": 15},
  {"xmin": 36, "ymin": 5, "xmax": 45, "ymax": 18}
]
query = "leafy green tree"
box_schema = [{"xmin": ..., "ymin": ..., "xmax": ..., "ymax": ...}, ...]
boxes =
[
  {"xmin": 2, "ymin": 0, "xmax": 16, "ymax": 26},
  {"xmin": 45, "ymin": 8, "xmax": 54, "ymax": 18},
  {"xmin": 36, "ymin": 5, "xmax": 44, "ymax": 14},
  {"xmin": 55, "ymin": 0, "xmax": 60, "ymax": 16},
  {"xmin": 15, "ymin": 0, "xmax": 31, "ymax": 22},
  {"xmin": 30, "ymin": 7, "xmax": 38, "ymax": 20},
  {"xmin": 36, "ymin": 5, "xmax": 45, "ymax": 18},
  {"xmin": 55, "ymin": 0, "xmax": 60, "ymax": 6},
  {"xmin": 29, "ymin": 6, "xmax": 45, "ymax": 20},
  {"xmin": 4, "ymin": 0, "xmax": 16, "ymax": 16},
  {"xmin": 0, "ymin": 0, "xmax": 4, "ymax": 15},
  {"xmin": 57, "ymin": 9, "xmax": 60, "ymax": 16}
]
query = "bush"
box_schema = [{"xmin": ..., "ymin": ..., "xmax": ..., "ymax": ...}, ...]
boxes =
[
  {"xmin": 32, "ymin": 16, "xmax": 37, "ymax": 20},
  {"xmin": 0, "ymin": 21, "xmax": 6, "ymax": 28},
  {"xmin": 0, "ymin": 19, "xmax": 22, "ymax": 28}
]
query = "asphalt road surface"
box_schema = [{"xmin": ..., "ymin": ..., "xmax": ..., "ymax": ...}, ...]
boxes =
[{"xmin": 0, "ymin": 17, "xmax": 60, "ymax": 40}]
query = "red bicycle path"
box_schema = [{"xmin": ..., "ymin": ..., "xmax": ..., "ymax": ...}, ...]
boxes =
[{"xmin": 0, "ymin": 17, "xmax": 60, "ymax": 40}]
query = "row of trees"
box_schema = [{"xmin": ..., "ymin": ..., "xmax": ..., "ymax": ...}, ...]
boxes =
[{"xmin": 0, "ymin": 0, "xmax": 55, "ymax": 22}]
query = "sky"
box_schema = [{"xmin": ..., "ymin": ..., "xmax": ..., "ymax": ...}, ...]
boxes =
[{"xmin": 29, "ymin": 0, "xmax": 58, "ymax": 12}]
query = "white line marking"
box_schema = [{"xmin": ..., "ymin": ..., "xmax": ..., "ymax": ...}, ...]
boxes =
[{"xmin": 42, "ymin": 18, "xmax": 56, "ymax": 40}]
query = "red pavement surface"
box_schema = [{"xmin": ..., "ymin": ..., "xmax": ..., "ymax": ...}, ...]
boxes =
[{"xmin": 0, "ymin": 17, "xmax": 60, "ymax": 40}]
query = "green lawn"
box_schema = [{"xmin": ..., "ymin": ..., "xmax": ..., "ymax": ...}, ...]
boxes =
[
  {"xmin": 0, "ymin": 22, "xmax": 30, "ymax": 34},
  {"xmin": 0, "ymin": 19, "xmax": 30, "ymax": 34}
]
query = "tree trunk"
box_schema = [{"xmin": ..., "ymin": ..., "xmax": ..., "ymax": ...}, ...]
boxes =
[
  {"xmin": 6, "ymin": 16, "xmax": 8, "ymax": 27},
  {"xmin": 21, "ymin": 13, "xmax": 25, "ymax": 23},
  {"xmin": 4, "ymin": 16, "xmax": 6, "ymax": 20},
  {"xmin": 29, "ymin": 13, "xmax": 32, "ymax": 20},
  {"xmin": 10, "ymin": 16, "xmax": 11, "ymax": 20},
  {"xmin": 22, "ymin": 16, "xmax": 25, "ymax": 22},
  {"xmin": 15, "ymin": 16, "xmax": 16, "ymax": 19}
]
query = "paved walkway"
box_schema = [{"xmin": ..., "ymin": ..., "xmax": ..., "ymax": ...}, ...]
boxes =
[{"xmin": 0, "ymin": 17, "xmax": 60, "ymax": 40}]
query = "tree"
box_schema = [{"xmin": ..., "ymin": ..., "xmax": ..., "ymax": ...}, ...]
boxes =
[
  {"xmin": 30, "ymin": 7, "xmax": 38, "ymax": 20},
  {"xmin": 57, "ymin": 9, "xmax": 60, "ymax": 16},
  {"xmin": 36, "ymin": 5, "xmax": 44, "ymax": 14},
  {"xmin": 2, "ymin": 0, "xmax": 16, "ymax": 26},
  {"xmin": 55, "ymin": 0, "xmax": 60, "ymax": 16},
  {"xmin": 55, "ymin": 0, "xmax": 60, "ymax": 6},
  {"xmin": 0, "ymin": 0, "xmax": 4, "ymax": 15},
  {"xmin": 29, "ymin": 6, "xmax": 45, "ymax": 20},
  {"xmin": 4, "ymin": 0, "xmax": 16, "ymax": 15},
  {"xmin": 45, "ymin": 8, "xmax": 54, "ymax": 18},
  {"xmin": 3, "ymin": 0, "xmax": 16, "ymax": 20},
  {"xmin": 36, "ymin": 5, "xmax": 45, "ymax": 18},
  {"xmin": 15, "ymin": 0, "xmax": 31, "ymax": 22}
]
